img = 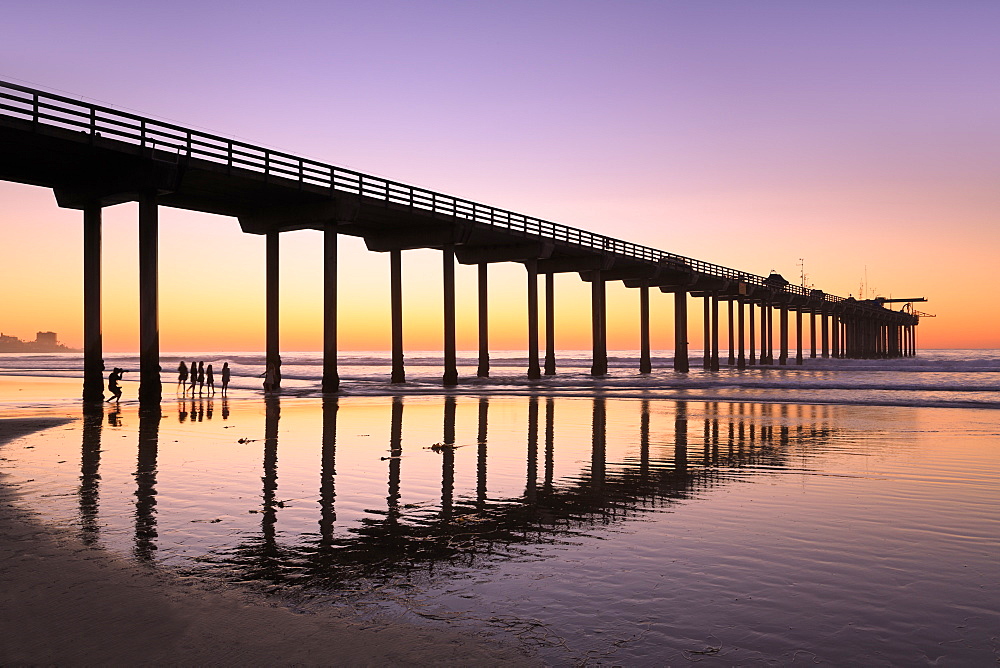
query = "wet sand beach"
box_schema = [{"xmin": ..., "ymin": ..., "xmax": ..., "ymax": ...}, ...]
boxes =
[
  {"xmin": 1, "ymin": 365, "xmax": 997, "ymax": 665},
  {"xmin": 0, "ymin": 416, "xmax": 535, "ymax": 666}
]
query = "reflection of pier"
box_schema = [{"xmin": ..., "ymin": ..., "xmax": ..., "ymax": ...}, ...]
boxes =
[
  {"xmin": 77, "ymin": 396, "xmax": 844, "ymax": 584},
  {"xmin": 1, "ymin": 80, "xmax": 922, "ymax": 401}
]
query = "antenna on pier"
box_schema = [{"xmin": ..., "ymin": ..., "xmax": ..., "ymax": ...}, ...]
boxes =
[{"xmin": 797, "ymin": 258, "xmax": 812, "ymax": 289}]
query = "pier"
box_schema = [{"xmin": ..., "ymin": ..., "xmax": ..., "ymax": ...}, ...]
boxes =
[{"xmin": 0, "ymin": 80, "xmax": 922, "ymax": 402}]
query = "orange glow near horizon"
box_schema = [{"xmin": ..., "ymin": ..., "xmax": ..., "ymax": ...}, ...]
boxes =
[{"xmin": 0, "ymin": 182, "xmax": 993, "ymax": 353}]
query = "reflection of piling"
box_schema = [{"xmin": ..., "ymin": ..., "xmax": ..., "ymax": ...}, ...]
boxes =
[
  {"xmin": 441, "ymin": 396, "xmax": 456, "ymax": 520},
  {"xmin": 591, "ymin": 398, "xmax": 606, "ymax": 488},
  {"xmin": 262, "ymin": 395, "xmax": 280, "ymax": 546},
  {"xmin": 544, "ymin": 397, "xmax": 554, "ymax": 489},
  {"xmin": 526, "ymin": 395, "xmax": 539, "ymax": 501},
  {"xmin": 319, "ymin": 396, "xmax": 338, "ymax": 544},
  {"xmin": 387, "ymin": 396, "xmax": 403, "ymax": 524},
  {"xmin": 477, "ymin": 396, "xmax": 488, "ymax": 507},
  {"xmin": 79, "ymin": 403, "xmax": 102, "ymax": 545},
  {"xmin": 134, "ymin": 405, "xmax": 161, "ymax": 561},
  {"xmin": 639, "ymin": 399, "xmax": 650, "ymax": 478},
  {"xmin": 674, "ymin": 401, "xmax": 688, "ymax": 474}
]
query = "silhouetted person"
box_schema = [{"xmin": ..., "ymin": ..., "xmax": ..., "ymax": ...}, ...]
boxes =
[
  {"xmin": 197, "ymin": 361, "xmax": 205, "ymax": 395},
  {"xmin": 262, "ymin": 361, "xmax": 278, "ymax": 393},
  {"xmin": 189, "ymin": 361, "xmax": 198, "ymax": 394},
  {"xmin": 221, "ymin": 362, "xmax": 231, "ymax": 396},
  {"xmin": 106, "ymin": 367, "xmax": 124, "ymax": 403},
  {"xmin": 177, "ymin": 361, "xmax": 189, "ymax": 394},
  {"xmin": 206, "ymin": 364, "xmax": 215, "ymax": 395}
]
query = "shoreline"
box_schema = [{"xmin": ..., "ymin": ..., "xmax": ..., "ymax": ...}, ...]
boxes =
[{"xmin": 0, "ymin": 417, "xmax": 536, "ymax": 666}]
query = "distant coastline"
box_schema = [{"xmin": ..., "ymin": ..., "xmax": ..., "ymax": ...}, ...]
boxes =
[{"xmin": 0, "ymin": 331, "xmax": 80, "ymax": 354}]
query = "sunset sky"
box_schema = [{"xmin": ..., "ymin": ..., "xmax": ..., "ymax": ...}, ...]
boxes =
[{"xmin": 2, "ymin": 1, "xmax": 998, "ymax": 351}]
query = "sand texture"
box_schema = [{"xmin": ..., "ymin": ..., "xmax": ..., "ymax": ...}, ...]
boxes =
[{"xmin": 0, "ymin": 417, "xmax": 535, "ymax": 666}]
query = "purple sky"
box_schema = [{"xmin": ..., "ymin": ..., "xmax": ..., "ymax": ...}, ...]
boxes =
[{"xmin": 2, "ymin": 1, "xmax": 999, "ymax": 348}]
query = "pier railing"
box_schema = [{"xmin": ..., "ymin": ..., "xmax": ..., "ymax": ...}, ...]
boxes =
[{"xmin": 1, "ymin": 79, "xmax": 849, "ymax": 304}]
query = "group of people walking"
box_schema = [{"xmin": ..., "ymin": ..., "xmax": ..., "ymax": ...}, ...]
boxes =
[{"xmin": 177, "ymin": 360, "xmax": 230, "ymax": 396}]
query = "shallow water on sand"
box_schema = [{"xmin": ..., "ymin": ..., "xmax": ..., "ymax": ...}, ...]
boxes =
[{"xmin": 3, "ymin": 394, "xmax": 998, "ymax": 665}]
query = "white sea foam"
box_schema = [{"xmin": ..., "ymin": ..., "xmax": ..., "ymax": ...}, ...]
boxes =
[{"xmin": 1, "ymin": 349, "xmax": 998, "ymax": 409}]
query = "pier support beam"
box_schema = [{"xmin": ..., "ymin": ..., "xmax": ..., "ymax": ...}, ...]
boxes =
[
  {"xmin": 390, "ymin": 250, "xmax": 405, "ymax": 383},
  {"xmin": 796, "ymin": 309, "xmax": 804, "ymax": 365},
  {"xmin": 82, "ymin": 202, "xmax": 104, "ymax": 402},
  {"xmin": 702, "ymin": 296, "xmax": 711, "ymax": 369},
  {"xmin": 761, "ymin": 302, "xmax": 771, "ymax": 364},
  {"xmin": 821, "ymin": 310, "xmax": 829, "ymax": 358},
  {"xmin": 777, "ymin": 305, "xmax": 788, "ymax": 365},
  {"xmin": 138, "ymin": 193, "xmax": 161, "ymax": 404},
  {"xmin": 477, "ymin": 263, "xmax": 489, "ymax": 377},
  {"xmin": 442, "ymin": 245, "xmax": 458, "ymax": 386},
  {"xmin": 809, "ymin": 310, "xmax": 817, "ymax": 359},
  {"xmin": 544, "ymin": 272, "xmax": 556, "ymax": 375},
  {"xmin": 737, "ymin": 299, "xmax": 746, "ymax": 369},
  {"xmin": 639, "ymin": 282, "xmax": 651, "ymax": 374},
  {"xmin": 710, "ymin": 293, "xmax": 720, "ymax": 371},
  {"xmin": 590, "ymin": 270, "xmax": 607, "ymax": 376},
  {"xmin": 674, "ymin": 291, "xmax": 689, "ymax": 373},
  {"xmin": 527, "ymin": 261, "xmax": 541, "ymax": 379},
  {"xmin": 265, "ymin": 229, "xmax": 281, "ymax": 391},
  {"xmin": 748, "ymin": 299, "xmax": 756, "ymax": 366},
  {"xmin": 322, "ymin": 225, "xmax": 339, "ymax": 392},
  {"xmin": 727, "ymin": 299, "xmax": 735, "ymax": 366},
  {"xmin": 831, "ymin": 312, "xmax": 840, "ymax": 358}
]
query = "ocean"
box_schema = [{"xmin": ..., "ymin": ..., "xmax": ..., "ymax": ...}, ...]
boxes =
[
  {"xmin": 1, "ymin": 348, "xmax": 998, "ymax": 409},
  {"xmin": 0, "ymin": 349, "xmax": 997, "ymax": 664}
]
